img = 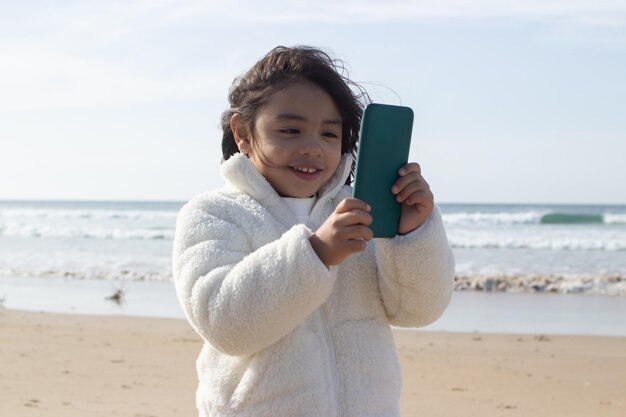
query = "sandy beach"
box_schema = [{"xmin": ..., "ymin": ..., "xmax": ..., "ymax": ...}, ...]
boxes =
[{"xmin": 1, "ymin": 309, "xmax": 624, "ymax": 416}]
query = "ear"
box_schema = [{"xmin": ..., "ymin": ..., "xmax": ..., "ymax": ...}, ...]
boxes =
[{"xmin": 230, "ymin": 114, "xmax": 252, "ymax": 155}]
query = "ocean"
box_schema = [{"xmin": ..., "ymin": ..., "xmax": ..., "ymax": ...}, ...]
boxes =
[
  {"xmin": 442, "ymin": 203, "xmax": 626, "ymax": 295},
  {"xmin": 1, "ymin": 200, "xmax": 625, "ymax": 295},
  {"xmin": 2, "ymin": 200, "xmax": 625, "ymax": 335}
]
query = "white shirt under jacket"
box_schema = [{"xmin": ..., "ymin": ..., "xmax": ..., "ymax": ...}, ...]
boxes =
[{"xmin": 172, "ymin": 153, "xmax": 455, "ymax": 417}]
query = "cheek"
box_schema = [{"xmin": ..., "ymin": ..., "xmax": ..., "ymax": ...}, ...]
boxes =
[
  {"xmin": 251, "ymin": 140, "xmax": 289, "ymax": 164},
  {"xmin": 327, "ymin": 140, "xmax": 342, "ymax": 158},
  {"xmin": 326, "ymin": 146, "xmax": 342, "ymax": 172},
  {"xmin": 267, "ymin": 144, "xmax": 296, "ymax": 166}
]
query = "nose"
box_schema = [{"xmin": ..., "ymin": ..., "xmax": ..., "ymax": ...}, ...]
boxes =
[{"xmin": 299, "ymin": 136, "xmax": 323, "ymax": 157}]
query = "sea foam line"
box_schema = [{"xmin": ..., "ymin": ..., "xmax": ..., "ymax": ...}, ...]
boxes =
[
  {"xmin": 442, "ymin": 211, "xmax": 626, "ymax": 226},
  {"xmin": 454, "ymin": 274, "xmax": 626, "ymax": 296},
  {"xmin": 449, "ymin": 238, "xmax": 626, "ymax": 251},
  {"xmin": 2, "ymin": 268, "xmax": 624, "ymax": 296},
  {"xmin": 0, "ymin": 267, "xmax": 171, "ymax": 282},
  {"xmin": 0, "ymin": 223, "xmax": 174, "ymax": 240},
  {"xmin": 0, "ymin": 208, "xmax": 177, "ymax": 220}
]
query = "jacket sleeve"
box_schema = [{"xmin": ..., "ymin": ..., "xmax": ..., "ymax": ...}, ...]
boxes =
[
  {"xmin": 172, "ymin": 200, "xmax": 336, "ymax": 356},
  {"xmin": 374, "ymin": 205, "xmax": 455, "ymax": 328}
]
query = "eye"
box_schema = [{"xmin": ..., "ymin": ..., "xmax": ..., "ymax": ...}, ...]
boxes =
[
  {"xmin": 280, "ymin": 128, "xmax": 300, "ymax": 135},
  {"xmin": 323, "ymin": 131, "xmax": 340, "ymax": 138}
]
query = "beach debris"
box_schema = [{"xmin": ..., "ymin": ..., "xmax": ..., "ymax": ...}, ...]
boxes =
[
  {"xmin": 496, "ymin": 403, "xmax": 517, "ymax": 410},
  {"xmin": 453, "ymin": 273, "xmax": 626, "ymax": 295},
  {"xmin": 24, "ymin": 399, "xmax": 41, "ymax": 408}
]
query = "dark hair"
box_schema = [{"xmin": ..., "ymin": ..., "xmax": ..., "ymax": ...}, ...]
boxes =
[{"xmin": 220, "ymin": 46, "xmax": 370, "ymax": 181}]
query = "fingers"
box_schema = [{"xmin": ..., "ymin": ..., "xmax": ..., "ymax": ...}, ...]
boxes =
[
  {"xmin": 400, "ymin": 188, "xmax": 434, "ymax": 206},
  {"xmin": 391, "ymin": 163, "xmax": 431, "ymax": 204},
  {"xmin": 336, "ymin": 209, "xmax": 373, "ymax": 227},
  {"xmin": 391, "ymin": 164, "xmax": 422, "ymax": 194},
  {"xmin": 399, "ymin": 162, "xmax": 421, "ymax": 176},
  {"xmin": 334, "ymin": 198, "xmax": 373, "ymax": 228},
  {"xmin": 331, "ymin": 199, "xmax": 373, "ymax": 243},
  {"xmin": 310, "ymin": 205, "xmax": 372, "ymax": 266},
  {"xmin": 393, "ymin": 175, "xmax": 430, "ymax": 202},
  {"xmin": 343, "ymin": 224, "xmax": 374, "ymax": 241},
  {"xmin": 336, "ymin": 198, "xmax": 371, "ymax": 214},
  {"xmin": 345, "ymin": 238, "xmax": 368, "ymax": 252}
]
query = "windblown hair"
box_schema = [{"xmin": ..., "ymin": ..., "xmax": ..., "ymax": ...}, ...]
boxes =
[{"xmin": 220, "ymin": 46, "xmax": 370, "ymax": 181}]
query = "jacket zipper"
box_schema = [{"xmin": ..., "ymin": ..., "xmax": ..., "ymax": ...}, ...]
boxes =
[
  {"xmin": 248, "ymin": 166, "xmax": 283, "ymax": 200},
  {"xmin": 321, "ymin": 306, "xmax": 341, "ymax": 417},
  {"xmin": 245, "ymin": 155, "xmax": 346, "ymax": 415},
  {"xmin": 245, "ymin": 155, "xmax": 347, "ymax": 224}
]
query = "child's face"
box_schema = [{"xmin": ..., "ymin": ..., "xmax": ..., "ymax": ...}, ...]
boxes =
[{"xmin": 236, "ymin": 82, "xmax": 343, "ymax": 198}]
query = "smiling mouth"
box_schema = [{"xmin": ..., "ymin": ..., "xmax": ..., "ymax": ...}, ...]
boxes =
[
  {"xmin": 289, "ymin": 166, "xmax": 322, "ymax": 180},
  {"xmin": 291, "ymin": 166, "xmax": 320, "ymax": 174}
]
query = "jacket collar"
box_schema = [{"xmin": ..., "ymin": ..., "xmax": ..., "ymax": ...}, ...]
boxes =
[{"xmin": 220, "ymin": 153, "xmax": 353, "ymax": 227}]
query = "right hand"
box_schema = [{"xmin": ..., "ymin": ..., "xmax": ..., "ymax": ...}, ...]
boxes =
[{"xmin": 309, "ymin": 198, "xmax": 373, "ymax": 267}]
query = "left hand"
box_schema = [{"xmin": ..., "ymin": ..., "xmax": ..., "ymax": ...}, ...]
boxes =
[{"xmin": 391, "ymin": 162, "xmax": 434, "ymax": 234}]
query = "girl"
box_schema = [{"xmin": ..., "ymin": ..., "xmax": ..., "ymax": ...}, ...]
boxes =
[{"xmin": 173, "ymin": 46, "xmax": 455, "ymax": 417}]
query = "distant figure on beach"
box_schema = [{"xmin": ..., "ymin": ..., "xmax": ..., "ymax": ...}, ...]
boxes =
[{"xmin": 172, "ymin": 45, "xmax": 455, "ymax": 416}]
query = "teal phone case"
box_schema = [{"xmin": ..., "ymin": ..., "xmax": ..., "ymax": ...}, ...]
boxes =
[{"xmin": 352, "ymin": 103, "xmax": 414, "ymax": 237}]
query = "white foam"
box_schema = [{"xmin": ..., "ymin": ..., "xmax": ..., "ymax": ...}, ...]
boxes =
[
  {"xmin": 442, "ymin": 211, "xmax": 545, "ymax": 226},
  {"xmin": 0, "ymin": 208, "xmax": 177, "ymax": 221},
  {"xmin": 448, "ymin": 226, "xmax": 626, "ymax": 251},
  {"xmin": 605, "ymin": 213, "xmax": 626, "ymax": 224},
  {"xmin": 0, "ymin": 221, "xmax": 174, "ymax": 239},
  {"xmin": 442, "ymin": 210, "xmax": 626, "ymax": 226},
  {"xmin": 0, "ymin": 267, "xmax": 171, "ymax": 282},
  {"xmin": 449, "ymin": 235, "xmax": 626, "ymax": 251}
]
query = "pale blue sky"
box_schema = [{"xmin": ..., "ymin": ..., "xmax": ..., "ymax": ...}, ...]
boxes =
[{"xmin": 2, "ymin": 1, "xmax": 625, "ymax": 204}]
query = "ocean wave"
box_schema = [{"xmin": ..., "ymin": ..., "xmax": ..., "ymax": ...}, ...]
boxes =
[
  {"xmin": 442, "ymin": 211, "xmax": 544, "ymax": 225},
  {"xmin": 449, "ymin": 235, "xmax": 626, "ymax": 251},
  {"xmin": 605, "ymin": 213, "xmax": 626, "ymax": 224},
  {"xmin": 454, "ymin": 274, "xmax": 626, "ymax": 295},
  {"xmin": 0, "ymin": 267, "xmax": 171, "ymax": 282},
  {"xmin": 540, "ymin": 213, "xmax": 603, "ymax": 224},
  {"xmin": 0, "ymin": 208, "xmax": 178, "ymax": 221},
  {"xmin": 3, "ymin": 267, "xmax": 623, "ymax": 295},
  {"xmin": 442, "ymin": 211, "xmax": 626, "ymax": 226},
  {"xmin": 0, "ymin": 222, "xmax": 174, "ymax": 240}
]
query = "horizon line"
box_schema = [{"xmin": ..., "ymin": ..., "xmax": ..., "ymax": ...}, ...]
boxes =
[{"xmin": 1, "ymin": 198, "xmax": 626, "ymax": 207}]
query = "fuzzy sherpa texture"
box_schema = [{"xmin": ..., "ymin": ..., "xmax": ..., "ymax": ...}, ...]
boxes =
[{"xmin": 172, "ymin": 153, "xmax": 455, "ymax": 417}]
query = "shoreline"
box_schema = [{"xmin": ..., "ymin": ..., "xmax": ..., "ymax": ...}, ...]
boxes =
[
  {"xmin": 2, "ymin": 276, "xmax": 626, "ymax": 336},
  {"xmin": 1, "ymin": 309, "xmax": 624, "ymax": 416}
]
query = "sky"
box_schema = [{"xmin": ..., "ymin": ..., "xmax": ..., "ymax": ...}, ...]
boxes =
[{"xmin": 1, "ymin": 0, "xmax": 626, "ymax": 204}]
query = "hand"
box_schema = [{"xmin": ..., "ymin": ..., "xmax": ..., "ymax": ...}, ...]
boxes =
[
  {"xmin": 309, "ymin": 198, "xmax": 373, "ymax": 267},
  {"xmin": 391, "ymin": 162, "xmax": 434, "ymax": 234}
]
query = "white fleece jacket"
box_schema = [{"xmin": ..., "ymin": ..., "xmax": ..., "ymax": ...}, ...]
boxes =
[{"xmin": 172, "ymin": 153, "xmax": 455, "ymax": 417}]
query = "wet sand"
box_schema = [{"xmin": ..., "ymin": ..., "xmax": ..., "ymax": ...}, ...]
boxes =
[
  {"xmin": 3, "ymin": 276, "xmax": 626, "ymax": 336},
  {"xmin": 1, "ymin": 309, "xmax": 624, "ymax": 416}
]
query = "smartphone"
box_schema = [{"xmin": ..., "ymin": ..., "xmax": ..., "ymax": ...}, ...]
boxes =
[{"xmin": 352, "ymin": 103, "xmax": 414, "ymax": 237}]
